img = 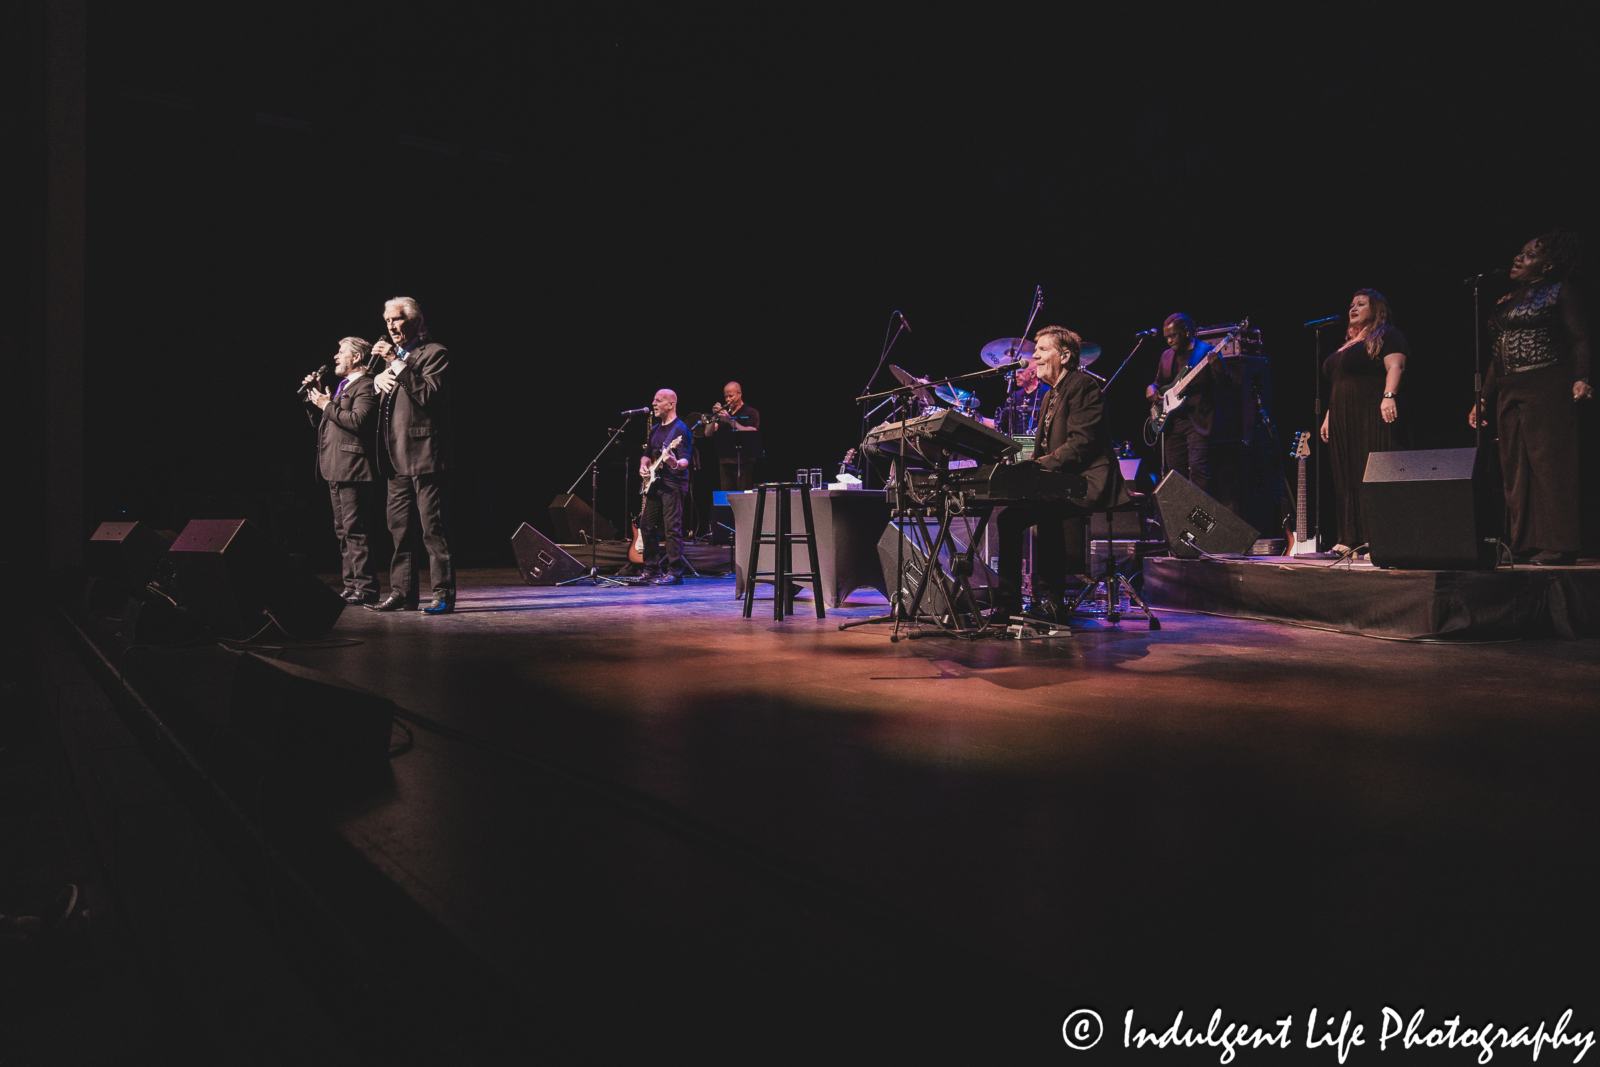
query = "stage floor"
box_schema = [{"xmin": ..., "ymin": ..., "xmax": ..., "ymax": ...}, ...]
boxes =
[{"xmin": 154, "ymin": 564, "xmax": 1593, "ymax": 1054}]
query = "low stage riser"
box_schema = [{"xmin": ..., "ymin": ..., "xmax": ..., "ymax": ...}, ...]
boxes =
[{"xmin": 1142, "ymin": 558, "xmax": 1600, "ymax": 639}]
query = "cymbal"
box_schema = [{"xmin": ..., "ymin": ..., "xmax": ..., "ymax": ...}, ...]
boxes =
[
  {"xmin": 934, "ymin": 381, "xmax": 975, "ymax": 407},
  {"xmin": 1078, "ymin": 342, "xmax": 1101, "ymax": 367},
  {"xmin": 981, "ymin": 337, "xmax": 1035, "ymax": 368},
  {"xmin": 889, "ymin": 364, "xmax": 936, "ymax": 405}
]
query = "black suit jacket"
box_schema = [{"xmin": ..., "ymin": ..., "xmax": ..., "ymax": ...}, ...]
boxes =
[
  {"xmin": 307, "ymin": 374, "xmax": 378, "ymax": 482},
  {"xmin": 1034, "ymin": 367, "xmax": 1128, "ymax": 510},
  {"xmin": 377, "ymin": 340, "xmax": 450, "ymax": 476}
]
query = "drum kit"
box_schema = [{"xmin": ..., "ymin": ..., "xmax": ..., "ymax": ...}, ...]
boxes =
[{"xmin": 886, "ymin": 336, "xmax": 1102, "ymax": 435}]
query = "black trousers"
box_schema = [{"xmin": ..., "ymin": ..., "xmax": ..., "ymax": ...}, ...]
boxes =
[
  {"xmin": 386, "ymin": 471, "xmax": 455, "ymax": 602},
  {"xmin": 996, "ymin": 503, "xmax": 1089, "ymax": 611},
  {"xmin": 1162, "ymin": 415, "xmax": 1210, "ymax": 492},
  {"xmin": 639, "ymin": 482, "xmax": 686, "ymax": 573},
  {"xmin": 1495, "ymin": 362, "xmax": 1580, "ymax": 554},
  {"xmin": 718, "ymin": 458, "xmax": 757, "ymax": 491},
  {"xmin": 328, "ymin": 480, "xmax": 379, "ymax": 597}
]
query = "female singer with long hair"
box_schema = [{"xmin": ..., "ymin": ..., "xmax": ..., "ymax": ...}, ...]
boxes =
[
  {"xmin": 1320, "ymin": 288, "xmax": 1409, "ymax": 553},
  {"xmin": 1468, "ymin": 229, "xmax": 1593, "ymax": 565}
]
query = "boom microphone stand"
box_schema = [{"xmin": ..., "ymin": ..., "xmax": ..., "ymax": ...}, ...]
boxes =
[
  {"xmin": 858, "ymin": 311, "xmax": 913, "ymax": 490},
  {"xmin": 559, "ymin": 412, "xmax": 639, "ymax": 587}
]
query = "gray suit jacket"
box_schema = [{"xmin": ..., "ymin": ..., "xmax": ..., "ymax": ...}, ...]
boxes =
[
  {"xmin": 377, "ymin": 340, "xmax": 450, "ymax": 476},
  {"xmin": 309, "ymin": 374, "xmax": 378, "ymax": 482}
]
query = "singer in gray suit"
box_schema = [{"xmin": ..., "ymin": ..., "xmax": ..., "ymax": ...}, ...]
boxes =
[
  {"xmin": 369, "ymin": 296, "xmax": 456, "ymax": 615},
  {"xmin": 305, "ymin": 337, "xmax": 381, "ymax": 604}
]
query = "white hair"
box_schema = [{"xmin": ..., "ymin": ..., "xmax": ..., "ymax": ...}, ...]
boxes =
[{"xmin": 384, "ymin": 296, "xmax": 429, "ymax": 340}]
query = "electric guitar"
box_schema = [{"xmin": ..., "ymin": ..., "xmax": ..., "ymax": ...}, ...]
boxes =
[
  {"xmin": 1284, "ymin": 431, "xmax": 1320, "ymax": 557},
  {"xmin": 629, "ymin": 435, "xmax": 685, "ymax": 564},
  {"xmin": 1145, "ymin": 319, "xmax": 1247, "ymax": 436}
]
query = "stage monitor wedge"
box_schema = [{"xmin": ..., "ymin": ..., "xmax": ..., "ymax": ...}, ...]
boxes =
[
  {"xmin": 1361, "ymin": 448, "xmax": 1493, "ymax": 570},
  {"xmin": 549, "ymin": 495, "xmax": 616, "ymax": 543},
  {"xmin": 1153, "ymin": 471, "xmax": 1260, "ymax": 558},
  {"xmin": 167, "ymin": 519, "xmax": 346, "ymax": 639},
  {"xmin": 512, "ymin": 523, "xmax": 589, "ymax": 585},
  {"xmin": 876, "ymin": 517, "xmax": 994, "ymax": 618},
  {"xmin": 86, "ymin": 521, "xmax": 173, "ymax": 593}
]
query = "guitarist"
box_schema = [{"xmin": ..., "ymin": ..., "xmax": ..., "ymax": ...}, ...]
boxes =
[
  {"xmin": 1145, "ymin": 313, "xmax": 1232, "ymax": 492},
  {"xmin": 637, "ymin": 389, "xmax": 694, "ymax": 585}
]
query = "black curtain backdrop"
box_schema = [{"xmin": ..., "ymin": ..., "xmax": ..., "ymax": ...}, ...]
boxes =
[{"xmin": 82, "ymin": 5, "xmax": 1600, "ymax": 566}]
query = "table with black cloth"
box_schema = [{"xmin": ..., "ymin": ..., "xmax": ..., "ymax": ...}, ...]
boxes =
[{"xmin": 728, "ymin": 489, "xmax": 890, "ymax": 607}]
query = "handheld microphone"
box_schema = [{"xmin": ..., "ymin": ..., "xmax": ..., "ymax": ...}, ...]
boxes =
[
  {"xmin": 896, "ymin": 310, "xmax": 913, "ymax": 332},
  {"xmin": 1303, "ymin": 315, "xmax": 1343, "ymax": 329},
  {"xmin": 298, "ymin": 364, "xmax": 331, "ymax": 396},
  {"xmin": 620, "ymin": 406, "xmax": 651, "ymax": 415},
  {"xmin": 1135, "ymin": 327, "xmax": 1160, "ymax": 338}
]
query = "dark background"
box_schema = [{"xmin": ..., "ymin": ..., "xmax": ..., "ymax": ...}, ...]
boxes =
[{"xmin": 35, "ymin": 5, "xmax": 1600, "ymax": 564}]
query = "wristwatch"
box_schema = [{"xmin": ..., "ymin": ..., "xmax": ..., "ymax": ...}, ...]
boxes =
[{"xmin": 1382, "ymin": 392, "xmax": 1397, "ymax": 399}]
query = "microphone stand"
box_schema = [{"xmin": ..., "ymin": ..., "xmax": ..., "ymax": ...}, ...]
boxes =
[
  {"xmin": 559, "ymin": 412, "xmax": 640, "ymax": 587},
  {"xmin": 858, "ymin": 313, "xmax": 912, "ymax": 489},
  {"xmin": 1304, "ymin": 317, "xmax": 1339, "ymax": 548},
  {"xmin": 856, "ymin": 361, "xmax": 1027, "ymax": 405},
  {"xmin": 1468, "ymin": 276, "xmax": 1488, "ymax": 453},
  {"xmin": 1099, "ymin": 336, "xmax": 1150, "ymax": 392}
]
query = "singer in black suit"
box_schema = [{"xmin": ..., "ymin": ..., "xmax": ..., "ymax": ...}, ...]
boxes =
[
  {"xmin": 994, "ymin": 326, "xmax": 1128, "ymax": 623},
  {"xmin": 305, "ymin": 337, "xmax": 381, "ymax": 604},
  {"xmin": 370, "ymin": 296, "xmax": 457, "ymax": 614}
]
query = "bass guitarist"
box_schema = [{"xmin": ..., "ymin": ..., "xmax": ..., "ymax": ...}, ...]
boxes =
[
  {"xmin": 636, "ymin": 389, "xmax": 693, "ymax": 585},
  {"xmin": 1145, "ymin": 313, "xmax": 1232, "ymax": 493}
]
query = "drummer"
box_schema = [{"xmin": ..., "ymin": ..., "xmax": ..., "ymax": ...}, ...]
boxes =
[{"xmin": 983, "ymin": 356, "xmax": 1049, "ymax": 435}]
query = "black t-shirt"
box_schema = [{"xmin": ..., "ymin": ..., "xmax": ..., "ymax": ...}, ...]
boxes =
[
  {"xmin": 708, "ymin": 403, "xmax": 761, "ymax": 460},
  {"xmin": 647, "ymin": 418, "xmax": 693, "ymax": 488}
]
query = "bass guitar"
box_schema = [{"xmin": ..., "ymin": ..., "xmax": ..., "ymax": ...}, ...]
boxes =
[
  {"xmin": 629, "ymin": 435, "xmax": 685, "ymax": 564},
  {"xmin": 1284, "ymin": 430, "xmax": 1320, "ymax": 557},
  {"xmin": 1145, "ymin": 318, "xmax": 1247, "ymax": 436}
]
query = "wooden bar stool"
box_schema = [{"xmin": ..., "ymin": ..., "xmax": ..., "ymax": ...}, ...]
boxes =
[{"xmin": 742, "ymin": 483, "xmax": 825, "ymax": 620}]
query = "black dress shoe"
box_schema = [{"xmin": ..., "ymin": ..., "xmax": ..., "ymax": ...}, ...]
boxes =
[
  {"xmin": 422, "ymin": 597, "xmax": 455, "ymax": 614},
  {"xmin": 340, "ymin": 589, "xmax": 363, "ymax": 603},
  {"xmin": 984, "ymin": 604, "xmax": 1021, "ymax": 626},
  {"xmin": 1531, "ymin": 550, "xmax": 1576, "ymax": 566},
  {"xmin": 367, "ymin": 594, "xmax": 413, "ymax": 612},
  {"xmin": 651, "ymin": 572, "xmax": 683, "ymax": 586}
]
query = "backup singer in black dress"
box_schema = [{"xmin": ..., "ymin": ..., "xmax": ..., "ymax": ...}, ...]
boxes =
[
  {"xmin": 1320, "ymin": 289, "xmax": 1409, "ymax": 552},
  {"xmin": 1468, "ymin": 230, "xmax": 1594, "ymax": 565}
]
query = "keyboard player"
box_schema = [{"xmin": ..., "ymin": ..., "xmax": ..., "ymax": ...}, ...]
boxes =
[{"xmin": 993, "ymin": 326, "xmax": 1129, "ymax": 623}]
